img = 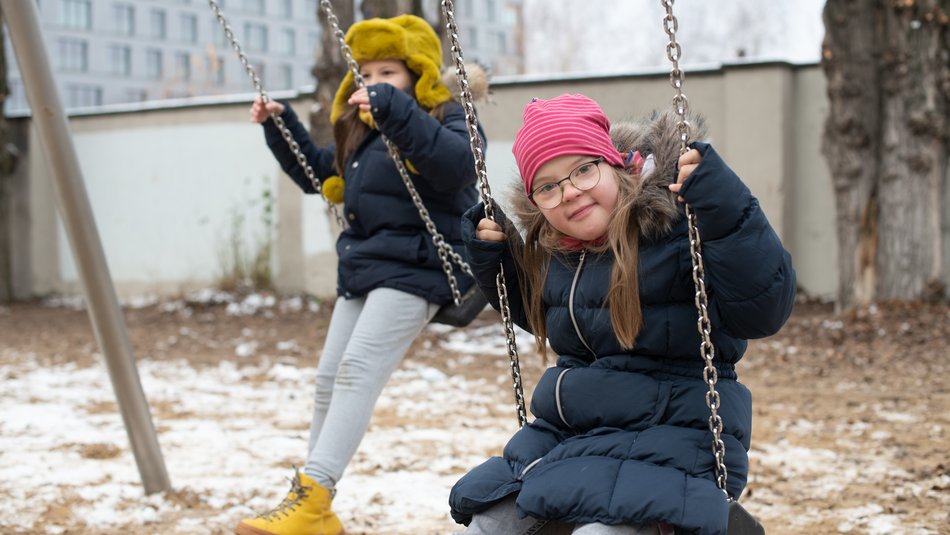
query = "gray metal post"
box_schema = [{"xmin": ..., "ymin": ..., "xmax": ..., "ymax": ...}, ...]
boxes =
[{"xmin": 0, "ymin": 1, "xmax": 171, "ymax": 494}]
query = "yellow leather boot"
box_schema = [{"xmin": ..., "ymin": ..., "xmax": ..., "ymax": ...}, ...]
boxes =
[{"xmin": 235, "ymin": 469, "xmax": 344, "ymax": 535}]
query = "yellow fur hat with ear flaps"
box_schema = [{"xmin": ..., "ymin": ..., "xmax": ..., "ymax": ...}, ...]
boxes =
[{"xmin": 330, "ymin": 14, "xmax": 453, "ymax": 124}]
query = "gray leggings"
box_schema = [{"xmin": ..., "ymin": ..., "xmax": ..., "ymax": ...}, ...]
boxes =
[
  {"xmin": 303, "ymin": 287, "xmax": 438, "ymax": 489},
  {"xmin": 458, "ymin": 497, "xmax": 663, "ymax": 535}
]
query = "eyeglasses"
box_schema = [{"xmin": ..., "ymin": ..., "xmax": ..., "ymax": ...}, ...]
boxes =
[{"xmin": 528, "ymin": 157, "xmax": 605, "ymax": 209}]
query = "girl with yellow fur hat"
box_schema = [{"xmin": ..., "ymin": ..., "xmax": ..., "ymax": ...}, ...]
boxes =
[{"xmin": 237, "ymin": 14, "xmax": 484, "ymax": 535}]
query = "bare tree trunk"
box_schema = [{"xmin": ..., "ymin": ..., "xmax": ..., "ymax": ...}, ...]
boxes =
[
  {"xmin": 310, "ymin": 0, "xmax": 354, "ymax": 146},
  {"xmin": 822, "ymin": 0, "xmax": 950, "ymax": 307},
  {"xmin": 877, "ymin": 1, "xmax": 949, "ymax": 300},
  {"xmin": 0, "ymin": 15, "xmax": 16, "ymax": 303},
  {"xmin": 822, "ymin": 0, "xmax": 882, "ymax": 307},
  {"xmin": 360, "ymin": 0, "xmax": 416, "ymax": 19}
]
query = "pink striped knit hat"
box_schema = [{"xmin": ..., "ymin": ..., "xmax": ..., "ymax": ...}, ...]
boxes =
[{"xmin": 512, "ymin": 94, "xmax": 625, "ymax": 195}]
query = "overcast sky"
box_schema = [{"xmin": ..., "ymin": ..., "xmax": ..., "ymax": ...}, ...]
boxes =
[{"xmin": 521, "ymin": 0, "xmax": 826, "ymax": 75}]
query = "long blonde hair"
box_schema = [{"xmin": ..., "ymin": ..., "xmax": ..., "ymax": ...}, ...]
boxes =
[{"xmin": 507, "ymin": 165, "xmax": 644, "ymax": 356}]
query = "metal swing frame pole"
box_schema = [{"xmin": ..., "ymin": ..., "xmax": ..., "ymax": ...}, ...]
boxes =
[{"xmin": 0, "ymin": 0, "xmax": 171, "ymax": 494}]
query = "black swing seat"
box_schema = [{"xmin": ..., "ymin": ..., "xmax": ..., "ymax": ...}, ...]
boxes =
[{"xmin": 431, "ymin": 284, "xmax": 488, "ymax": 327}]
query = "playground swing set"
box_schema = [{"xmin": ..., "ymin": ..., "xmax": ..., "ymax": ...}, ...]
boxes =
[
  {"xmin": 2, "ymin": 0, "xmax": 764, "ymax": 531},
  {"xmin": 217, "ymin": 1, "xmax": 765, "ymax": 532}
]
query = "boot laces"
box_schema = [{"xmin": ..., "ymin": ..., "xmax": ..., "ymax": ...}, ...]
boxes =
[{"xmin": 260, "ymin": 469, "xmax": 312, "ymax": 521}]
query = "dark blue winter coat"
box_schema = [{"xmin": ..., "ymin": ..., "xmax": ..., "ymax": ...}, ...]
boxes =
[
  {"xmin": 262, "ymin": 84, "xmax": 481, "ymax": 304},
  {"xmin": 449, "ymin": 136, "xmax": 796, "ymax": 534}
]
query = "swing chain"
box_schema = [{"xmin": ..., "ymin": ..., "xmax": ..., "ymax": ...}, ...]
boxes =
[
  {"xmin": 320, "ymin": 0, "xmax": 472, "ymax": 306},
  {"xmin": 440, "ymin": 1, "xmax": 495, "ymax": 224},
  {"xmin": 318, "ymin": 0, "xmax": 362, "ymax": 87},
  {"xmin": 442, "ymin": 0, "xmax": 528, "ymax": 427},
  {"xmin": 207, "ymin": 0, "xmax": 346, "ymax": 229},
  {"xmin": 687, "ymin": 210, "xmax": 729, "ymax": 492},
  {"xmin": 661, "ymin": 0, "xmax": 690, "ymax": 153},
  {"xmin": 498, "ymin": 270, "xmax": 529, "ymax": 426},
  {"xmin": 662, "ymin": 0, "xmax": 729, "ymax": 494}
]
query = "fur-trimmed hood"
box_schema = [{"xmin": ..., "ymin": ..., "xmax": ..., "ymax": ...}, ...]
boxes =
[
  {"xmin": 441, "ymin": 62, "xmax": 490, "ymax": 103},
  {"xmin": 613, "ymin": 110, "xmax": 708, "ymax": 239},
  {"xmin": 506, "ymin": 110, "xmax": 707, "ymax": 242}
]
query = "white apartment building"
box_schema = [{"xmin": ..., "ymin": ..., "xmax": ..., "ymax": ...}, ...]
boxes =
[{"xmin": 3, "ymin": 0, "xmax": 524, "ymax": 113}]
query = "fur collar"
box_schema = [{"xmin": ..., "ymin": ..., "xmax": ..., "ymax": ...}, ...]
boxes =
[{"xmin": 611, "ymin": 110, "xmax": 708, "ymax": 240}]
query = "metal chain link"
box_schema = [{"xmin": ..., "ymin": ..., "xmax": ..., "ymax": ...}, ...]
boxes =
[
  {"xmin": 662, "ymin": 0, "xmax": 729, "ymax": 495},
  {"xmin": 439, "ymin": 1, "xmax": 495, "ymax": 224},
  {"xmin": 662, "ymin": 0, "xmax": 691, "ymax": 151},
  {"xmin": 319, "ymin": 0, "xmax": 471, "ymax": 306},
  {"xmin": 207, "ymin": 0, "xmax": 346, "ymax": 229},
  {"xmin": 318, "ymin": 0, "xmax": 361, "ymax": 83},
  {"xmin": 442, "ymin": 0, "xmax": 528, "ymax": 427}
]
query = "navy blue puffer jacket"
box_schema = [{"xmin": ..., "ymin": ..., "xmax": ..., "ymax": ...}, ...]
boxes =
[
  {"xmin": 262, "ymin": 84, "xmax": 481, "ymax": 304},
  {"xmin": 449, "ymin": 134, "xmax": 796, "ymax": 534}
]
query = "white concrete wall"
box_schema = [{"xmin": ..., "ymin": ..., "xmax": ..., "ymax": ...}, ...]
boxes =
[
  {"xmin": 16, "ymin": 62, "xmax": 843, "ymax": 301},
  {"xmin": 23, "ymin": 96, "xmax": 338, "ymax": 298}
]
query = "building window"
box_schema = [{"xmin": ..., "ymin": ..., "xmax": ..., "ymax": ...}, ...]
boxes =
[
  {"xmin": 304, "ymin": 0, "xmax": 317, "ymax": 16},
  {"xmin": 486, "ymin": 0, "xmax": 496, "ymax": 22},
  {"xmin": 60, "ymin": 0, "xmax": 91, "ymax": 30},
  {"xmin": 145, "ymin": 49, "xmax": 163, "ymax": 79},
  {"xmin": 277, "ymin": 0, "xmax": 292, "ymax": 18},
  {"xmin": 7, "ymin": 80, "xmax": 27, "ymax": 111},
  {"xmin": 175, "ymin": 52, "xmax": 191, "ymax": 81},
  {"xmin": 502, "ymin": 4, "xmax": 518, "ymax": 25},
  {"xmin": 496, "ymin": 31, "xmax": 507, "ymax": 53},
  {"xmin": 149, "ymin": 9, "xmax": 166, "ymax": 40},
  {"xmin": 108, "ymin": 44, "xmax": 131, "ymax": 76},
  {"xmin": 306, "ymin": 31, "xmax": 319, "ymax": 55},
  {"xmin": 244, "ymin": 23, "xmax": 268, "ymax": 52},
  {"xmin": 207, "ymin": 57, "xmax": 226, "ymax": 85},
  {"xmin": 243, "ymin": 0, "xmax": 264, "ymax": 15},
  {"xmin": 114, "ymin": 4, "xmax": 135, "ymax": 36},
  {"xmin": 277, "ymin": 64, "xmax": 292, "ymax": 89},
  {"xmin": 181, "ymin": 13, "xmax": 198, "ymax": 43},
  {"xmin": 56, "ymin": 38, "xmax": 88, "ymax": 72},
  {"xmin": 65, "ymin": 84, "xmax": 102, "ymax": 108},
  {"xmin": 211, "ymin": 19, "xmax": 228, "ymax": 46},
  {"xmin": 123, "ymin": 88, "xmax": 148, "ymax": 102},
  {"xmin": 467, "ymin": 28, "xmax": 478, "ymax": 48},
  {"xmin": 277, "ymin": 28, "xmax": 295, "ymax": 55},
  {"xmin": 252, "ymin": 60, "xmax": 266, "ymax": 85}
]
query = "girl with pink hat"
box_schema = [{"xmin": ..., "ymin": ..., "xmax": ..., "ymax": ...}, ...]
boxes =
[{"xmin": 449, "ymin": 93, "xmax": 796, "ymax": 534}]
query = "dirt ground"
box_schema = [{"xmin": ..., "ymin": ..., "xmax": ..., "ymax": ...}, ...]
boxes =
[{"xmin": 1, "ymin": 295, "xmax": 948, "ymax": 534}]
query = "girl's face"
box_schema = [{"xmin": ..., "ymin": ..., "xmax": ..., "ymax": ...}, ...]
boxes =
[
  {"xmin": 359, "ymin": 59, "xmax": 412, "ymax": 92},
  {"xmin": 533, "ymin": 154, "xmax": 619, "ymax": 242}
]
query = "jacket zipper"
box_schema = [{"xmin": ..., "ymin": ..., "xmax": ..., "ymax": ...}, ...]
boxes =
[
  {"xmin": 554, "ymin": 367, "xmax": 573, "ymax": 429},
  {"xmin": 518, "ymin": 457, "xmax": 543, "ymax": 480},
  {"xmin": 522, "ymin": 252, "xmax": 591, "ymax": 479},
  {"xmin": 569, "ymin": 250, "xmax": 596, "ymax": 357}
]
